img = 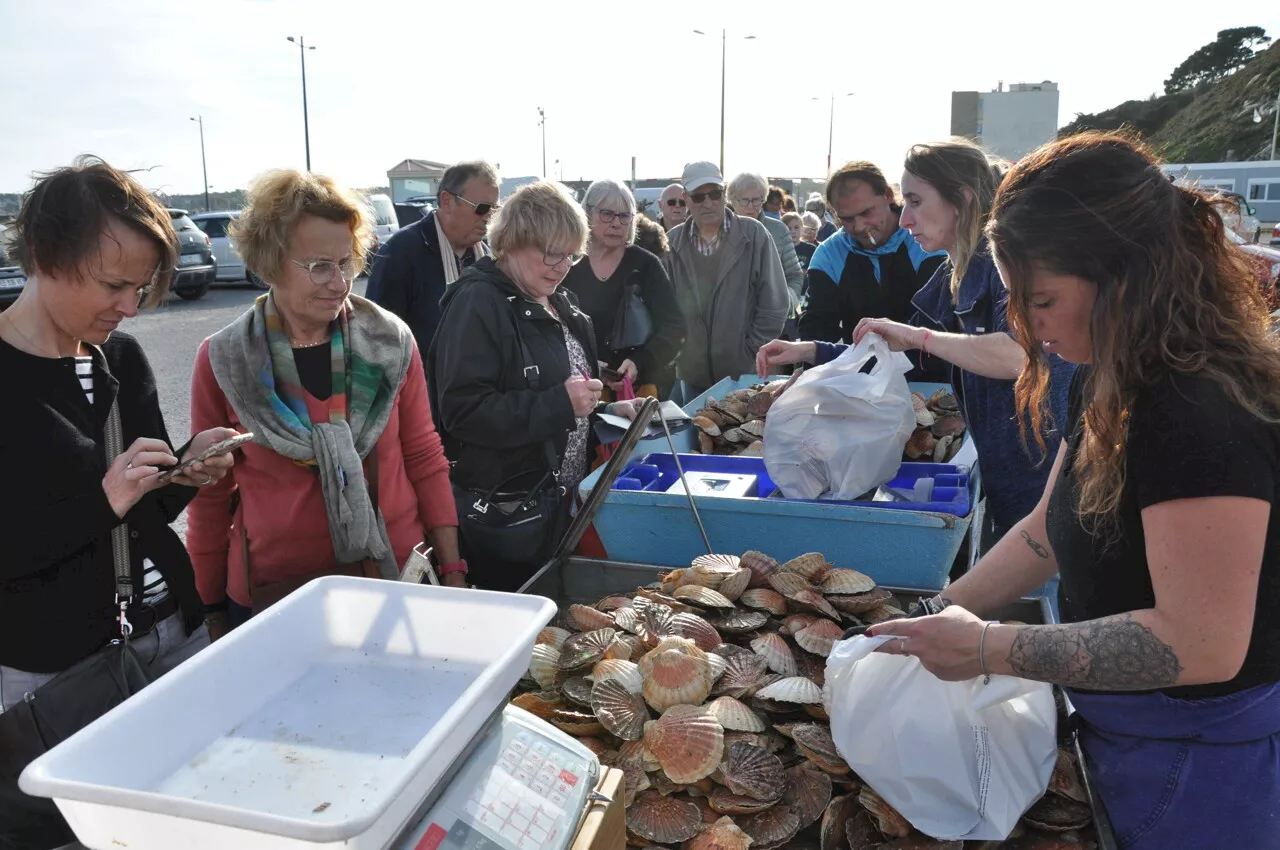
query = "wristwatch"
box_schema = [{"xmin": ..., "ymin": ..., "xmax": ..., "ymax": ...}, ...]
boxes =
[{"xmin": 438, "ymin": 559, "xmax": 469, "ymax": 575}]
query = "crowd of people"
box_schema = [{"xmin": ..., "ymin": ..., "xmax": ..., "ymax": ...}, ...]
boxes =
[{"xmin": 3, "ymin": 129, "xmax": 1280, "ymax": 848}]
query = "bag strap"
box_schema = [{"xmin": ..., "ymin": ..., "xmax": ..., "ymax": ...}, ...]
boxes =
[
  {"xmin": 510, "ymin": 300, "xmax": 563, "ymax": 478},
  {"xmin": 103, "ymin": 398, "xmax": 136, "ymax": 638}
]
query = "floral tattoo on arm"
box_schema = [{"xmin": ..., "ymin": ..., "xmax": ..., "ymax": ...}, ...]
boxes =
[{"xmin": 1006, "ymin": 614, "xmax": 1184, "ymax": 691}]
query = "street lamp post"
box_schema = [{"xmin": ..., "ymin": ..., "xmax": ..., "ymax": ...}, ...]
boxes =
[
  {"xmin": 538, "ymin": 108, "xmax": 547, "ymax": 178},
  {"xmin": 1271, "ymin": 86, "xmax": 1279, "ymax": 161},
  {"xmin": 693, "ymin": 29, "xmax": 754, "ymax": 174},
  {"xmin": 189, "ymin": 115, "xmax": 210, "ymax": 212},
  {"xmin": 286, "ymin": 36, "xmax": 316, "ymax": 170},
  {"xmin": 812, "ymin": 92, "xmax": 854, "ymax": 177}
]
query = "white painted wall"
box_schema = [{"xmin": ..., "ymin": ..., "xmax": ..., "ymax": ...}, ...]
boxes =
[{"xmin": 977, "ymin": 85, "xmax": 1060, "ymax": 162}]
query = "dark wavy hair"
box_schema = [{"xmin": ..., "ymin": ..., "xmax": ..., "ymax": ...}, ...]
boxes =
[{"xmin": 988, "ymin": 131, "xmax": 1280, "ymax": 527}]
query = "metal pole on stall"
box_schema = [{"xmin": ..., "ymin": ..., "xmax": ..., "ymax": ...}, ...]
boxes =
[{"xmin": 189, "ymin": 115, "xmax": 209, "ymax": 212}]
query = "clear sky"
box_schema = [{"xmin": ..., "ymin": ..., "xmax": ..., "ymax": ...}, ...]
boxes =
[{"xmin": 2, "ymin": 0, "xmax": 1277, "ymax": 195}]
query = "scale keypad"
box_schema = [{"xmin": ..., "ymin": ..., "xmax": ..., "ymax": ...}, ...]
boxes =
[{"xmin": 463, "ymin": 730, "xmax": 583, "ymax": 850}]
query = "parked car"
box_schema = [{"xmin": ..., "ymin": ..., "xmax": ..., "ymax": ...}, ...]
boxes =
[
  {"xmin": 0, "ymin": 265, "xmax": 25, "ymax": 311},
  {"xmin": 1273, "ymin": 222, "xmax": 1279, "ymax": 243},
  {"xmin": 395, "ymin": 196, "xmax": 436, "ymax": 227},
  {"xmin": 1215, "ymin": 192, "xmax": 1262, "ymax": 243},
  {"xmin": 1228, "ymin": 229, "xmax": 1280, "ymax": 310},
  {"xmin": 366, "ymin": 193, "xmax": 399, "ymax": 246},
  {"xmin": 191, "ymin": 211, "xmax": 266, "ymax": 289},
  {"xmin": 0, "ymin": 222, "xmax": 9, "ymax": 266},
  {"xmin": 169, "ymin": 209, "xmax": 217, "ymax": 300}
]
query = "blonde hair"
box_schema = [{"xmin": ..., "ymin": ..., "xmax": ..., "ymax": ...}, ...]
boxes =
[
  {"xmin": 229, "ymin": 169, "xmax": 372, "ymax": 284},
  {"xmin": 781, "ymin": 212, "xmax": 803, "ymax": 228},
  {"xmin": 488, "ymin": 181, "xmax": 588, "ymax": 259}
]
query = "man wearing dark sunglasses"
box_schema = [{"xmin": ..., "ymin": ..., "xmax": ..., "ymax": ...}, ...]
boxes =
[
  {"xmin": 658, "ymin": 182, "xmax": 688, "ymax": 232},
  {"xmin": 367, "ymin": 160, "xmax": 500, "ymax": 371},
  {"xmin": 662, "ymin": 161, "xmax": 789, "ymax": 403}
]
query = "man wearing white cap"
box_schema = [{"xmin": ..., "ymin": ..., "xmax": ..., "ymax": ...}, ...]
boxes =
[{"xmin": 664, "ymin": 161, "xmax": 789, "ymax": 402}]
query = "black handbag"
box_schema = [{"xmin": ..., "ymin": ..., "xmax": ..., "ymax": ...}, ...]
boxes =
[
  {"xmin": 610, "ymin": 271, "xmax": 654, "ymax": 351},
  {"xmin": 0, "ymin": 398, "xmax": 154, "ymax": 848},
  {"xmin": 452, "ymin": 309, "xmax": 569, "ymax": 576}
]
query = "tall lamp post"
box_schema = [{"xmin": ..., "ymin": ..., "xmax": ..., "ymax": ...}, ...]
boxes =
[
  {"xmin": 538, "ymin": 107, "xmax": 547, "ymax": 178},
  {"xmin": 286, "ymin": 36, "xmax": 316, "ymax": 170},
  {"xmin": 812, "ymin": 92, "xmax": 854, "ymax": 177},
  {"xmin": 190, "ymin": 115, "xmax": 210, "ymax": 212},
  {"xmin": 693, "ymin": 29, "xmax": 754, "ymax": 174}
]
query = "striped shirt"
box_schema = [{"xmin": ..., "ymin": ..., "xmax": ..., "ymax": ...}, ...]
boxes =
[
  {"xmin": 77, "ymin": 357, "xmax": 168, "ymax": 603},
  {"xmin": 692, "ymin": 210, "xmax": 733, "ymax": 257}
]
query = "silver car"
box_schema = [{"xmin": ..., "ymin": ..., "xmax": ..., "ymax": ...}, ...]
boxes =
[{"xmin": 191, "ymin": 211, "xmax": 265, "ymax": 288}]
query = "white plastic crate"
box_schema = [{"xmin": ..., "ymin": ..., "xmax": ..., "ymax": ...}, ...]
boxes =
[{"xmin": 21, "ymin": 577, "xmax": 556, "ymax": 850}]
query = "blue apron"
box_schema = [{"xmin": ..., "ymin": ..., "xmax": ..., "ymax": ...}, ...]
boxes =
[{"xmin": 1067, "ymin": 682, "xmax": 1280, "ymax": 848}]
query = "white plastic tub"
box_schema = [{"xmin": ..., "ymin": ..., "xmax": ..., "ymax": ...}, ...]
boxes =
[{"xmin": 21, "ymin": 577, "xmax": 557, "ymax": 850}]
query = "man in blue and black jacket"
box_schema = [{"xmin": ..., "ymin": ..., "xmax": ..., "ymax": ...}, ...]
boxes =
[{"xmin": 799, "ymin": 162, "xmax": 946, "ymax": 378}]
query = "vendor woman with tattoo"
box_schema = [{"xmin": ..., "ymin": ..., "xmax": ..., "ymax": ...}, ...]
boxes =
[{"xmin": 869, "ymin": 133, "xmax": 1280, "ymax": 849}]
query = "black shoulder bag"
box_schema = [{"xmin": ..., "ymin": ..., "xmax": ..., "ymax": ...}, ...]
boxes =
[
  {"xmin": 610, "ymin": 269, "xmax": 655, "ymax": 351},
  {"xmin": 0, "ymin": 398, "xmax": 153, "ymax": 847},
  {"xmin": 450, "ymin": 309, "xmax": 570, "ymax": 572}
]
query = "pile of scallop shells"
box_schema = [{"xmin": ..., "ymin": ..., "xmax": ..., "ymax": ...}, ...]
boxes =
[
  {"xmin": 691, "ymin": 377, "xmax": 799, "ymax": 457},
  {"xmin": 516, "ymin": 550, "xmax": 1096, "ymax": 849},
  {"xmin": 905, "ymin": 390, "xmax": 966, "ymax": 464}
]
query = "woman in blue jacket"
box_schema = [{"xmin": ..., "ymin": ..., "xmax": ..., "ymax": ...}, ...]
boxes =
[{"xmin": 759, "ymin": 139, "xmax": 1075, "ymax": 546}]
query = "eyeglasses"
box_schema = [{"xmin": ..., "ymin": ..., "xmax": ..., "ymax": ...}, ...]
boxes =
[
  {"xmin": 542, "ymin": 250, "xmax": 583, "ymax": 267},
  {"xmin": 688, "ymin": 189, "xmax": 724, "ymax": 204},
  {"xmin": 595, "ymin": 209, "xmax": 634, "ymax": 225},
  {"xmin": 292, "ymin": 258, "xmax": 358, "ymax": 285},
  {"xmin": 665, "ymin": 198, "xmax": 687, "ymax": 207},
  {"xmin": 735, "ymin": 196, "xmax": 765, "ymax": 207},
  {"xmin": 447, "ymin": 190, "xmax": 501, "ymax": 217}
]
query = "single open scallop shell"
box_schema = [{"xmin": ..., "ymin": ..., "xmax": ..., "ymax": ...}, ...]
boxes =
[
  {"xmin": 561, "ymin": 676, "xmax": 594, "ymax": 707},
  {"xmin": 536, "ymin": 626, "xmax": 571, "ymax": 649},
  {"xmin": 788, "ymin": 588, "xmax": 841, "ymax": 620},
  {"xmin": 828, "ymin": 586, "xmax": 895, "ymax": 614},
  {"xmin": 557, "ymin": 628, "xmax": 619, "ymax": 670},
  {"xmin": 1050, "ymin": 747, "xmax": 1088, "ymax": 804},
  {"xmin": 595, "ymin": 595, "xmax": 634, "ymax": 612},
  {"xmin": 711, "ymin": 651, "xmax": 770, "ymax": 699},
  {"xmin": 661, "ymin": 568, "xmax": 688, "ymax": 593},
  {"xmin": 718, "ymin": 567, "xmax": 752, "ymax": 601},
  {"xmin": 613, "ymin": 605, "xmax": 644, "ymax": 635},
  {"xmin": 795, "ymin": 619, "xmax": 845, "ymax": 657},
  {"xmin": 687, "ymin": 815, "xmax": 754, "ymax": 850},
  {"xmin": 725, "ymin": 730, "xmax": 787, "ymax": 754},
  {"xmin": 750, "ymin": 633, "xmax": 798, "ymax": 677},
  {"xmin": 638, "ymin": 636, "xmax": 714, "ymax": 711},
  {"xmin": 706, "ymin": 652, "xmax": 728, "ymax": 682},
  {"xmin": 767, "ymin": 570, "xmax": 812, "ymax": 597},
  {"xmin": 738, "ymin": 588, "xmax": 788, "ymax": 615},
  {"xmin": 780, "ymin": 552, "xmax": 831, "ymax": 583},
  {"xmin": 740, "ymin": 550, "xmax": 781, "ymax": 588},
  {"xmin": 568, "ymin": 603, "xmax": 615, "ymax": 632},
  {"xmin": 712, "ymin": 642, "xmax": 755, "ymax": 660},
  {"xmin": 510, "ymin": 690, "xmax": 564, "ymax": 721},
  {"xmin": 844, "ymin": 808, "xmax": 884, "ymax": 850},
  {"xmin": 590, "ymin": 658, "xmax": 643, "ymax": 692},
  {"xmin": 708, "ymin": 785, "xmax": 778, "ymax": 815},
  {"xmin": 714, "ymin": 609, "xmax": 770, "ymax": 634},
  {"xmin": 858, "ymin": 787, "xmax": 912, "ymax": 838},
  {"xmin": 783, "ymin": 763, "xmax": 833, "ymax": 830},
  {"xmin": 820, "ymin": 568, "xmax": 876, "ymax": 595},
  {"xmin": 1022, "ymin": 794, "xmax": 1093, "ymax": 832},
  {"xmin": 669, "ymin": 611, "xmax": 723, "ymax": 652},
  {"xmin": 780, "ymin": 613, "xmax": 818, "ymax": 636},
  {"xmin": 643, "ymin": 704, "xmax": 725, "ymax": 784},
  {"xmin": 793, "ymin": 723, "xmax": 850, "ymax": 775},
  {"xmin": 611, "ymin": 634, "xmax": 643, "ymax": 661},
  {"xmin": 741, "ymin": 804, "xmax": 801, "ymax": 850},
  {"xmin": 861, "ymin": 603, "xmax": 908, "ymax": 625},
  {"xmin": 692, "ymin": 553, "xmax": 741, "ymax": 571},
  {"xmin": 723, "ymin": 741, "xmax": 786, "ymax": 802},
  {"xmin": 673, "ymin": 585, "xmax": 735, "ymax": 610},
  {"xmin": 627, "ymin": 790, "xmax": 701, "ymax": 844},
  {"xmin": 795, "ymin": 650, "xmax": 827, "ymax": 687},
  {"xmin": 529, "ymin": 644, "xmax": 562, "ymax": 690},
  {"xmin": 549, "ymin": 707, "xmax": 604, "ymax": 736},
  {"xmin": 821, "ymin": 793, "xmax": 861, "ymax": 850},
  {"xmin": 706, "ymin": 695, "xmax": 767, "ymax": 732},
  {"xmin": 591, "ymin": 676, "xmax": 650, "ymax": 740},
  {"xmin": 756, "ymin": 676, "xmax": 823, "ymax": 705}
]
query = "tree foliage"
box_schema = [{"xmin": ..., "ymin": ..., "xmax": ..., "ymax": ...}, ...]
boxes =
[{"xmin": 1165, "ymin": 27, "xmax": 1270, "ymax": 94}]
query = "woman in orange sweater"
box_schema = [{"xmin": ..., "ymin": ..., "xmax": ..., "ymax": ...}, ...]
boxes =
[{"xmin": 187, "ymin": 170, "xmax": 461, "ymax": 639}]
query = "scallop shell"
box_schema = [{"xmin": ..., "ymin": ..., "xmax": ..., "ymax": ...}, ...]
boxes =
[
  {"xmin": 746, "ymin": 392, "xmax": 774, "ymax": 418},
  {"xmin": 723, "ymin": 741, "xmax": 786, "ymax": 802},
  {"xmin": 877, "ymin": 836, "xmax": 964, "ymax": 849},
  {"xmin": 740, "ymin": 440, "xmax": 765, "ymax": 457},
  {"xmin": 712, "ymin": 642, "xmax": 755, "ymax": 660},
  {"xmin": 820, "ymin": 568, "xmax": 876, "ymax": 596},
  {"xmin": 528, "ymin": 644, "xmax": 562, "ymax": 689},
  {"xmin": 793, "ymin": 723, "xmax": 850, "ymax": 774},
  {"xmin": 595, "ymin": 595, "xmax": 634, "ymax": 612},
  {"xmin": 643, "ymin": 704, "xmax": 725, "ymax": 784},
  {"xmin": 738, "ymin": 588, "xmax": 788, "ymax": 615},
  {"xmin": 693, "ymin": 415, "xmax": 723, "ymax": 437},
  {"xmin": 821, "ymin": 793, "xmax": 862, "ymax": 850},
  {"xmin": 725, "ymin": 730, "xmax": 787, "ymax": 754},
  {"xmin": 755, "ymin": 676, "xmax": 823, "ymax": 704},
  {"xmin": 687, "ymin": 816, "xmax": 754, "ymax": 850},
  {"xmin": 713, "ymin": 609, "xmax": 770, "ymax": 634},
  {"xmin": 536, "ymin": 626, "xmax": 571, "ymax": 648},
  {"xmin": 861, "ymin": 603, "xmax": 908, "ymax": 625},
  {"xmin": 627, "ymin": 790, "xmax": 701, "ymax": 844},
  {"xmin": 905, "ymin": 427, "xmax": 937, "ymax": 459},
  {"xmin": 1023, "ymin": 794, "xmax": 1093, "ymax": 832},
  {"xmin": 692, "ymin": 553, "xmax": 741, "ymax": 571},
  {"xmin": 612, "ymin": 634, "xmax": 643, "ymax": 661},
  {"xmin": 780, "ymin": 552, "xmax": 831, "ymax": 582},
  {"xmin": 858, "ymin": 786, "xmax": 911, "ymax": 838},
  {"xmin": 549, "ymin": 707, "xmax": 604, "ymax": 736},
  {"xmin": 706, "ymin": 652, "xmax": 728, "ymax": 682},
  {"xmin": 669, "ymin": 611, "xmax": 723, "ymax": 651},
  {"xmin": 718, "ymin": 567, "xmax": 752, "ymax": 601},
  {"xmin": 741, "ymin": 805, "xmax": 801, "ymax": 850},
  {"xmin": 767, "ymin": 570, "xmax": 812, "ymax": 597},
  {"xmin": 1050, "ymin": 747, "xmax": 1088, "ymax": 804},
  {"xmin": 929, "ymin": 389, "xmax": 960, "ymax": 412},
  {"xmin": 740, "ymin": 550, "xmax": 781, "ymax": 588},
  {"xmin": 706, "ymin": 695, "xmax": 768, "ymax": 732},
  {"xmin": 561, "ymin": 676, "xmax": 594, "ymax": 707},
  {"xmin": 783, "ymin": 763, "xmax": 833, "ymax": 830},
  {"xmin": 780, "ymin": 613, "xmax": 817, "ymax": 636},
  {"xmin": 708, "ymin": 786, "xmax": 778, "ymax": 815},
  {"xmin": 711, "ymin": 652, "xmax": 770, "ymax": 699},
  {"xmin": 932, "ymin": 412, "xmax": 966, "ymax": 438},
  {"xmin": 590, "ymin": 676, "xmax": 650, "ymax": 740},
  {"xmin": 739, "ymin": 419, "xmax": 766, "ymax": 438},
  {"xmin": 828, "ymin": 586, "xmax": 894, "ymax": 614},
  {"xmin": 568, "ymin": 603, "xmax": 615, "ymax": 632},
  {"xmin": 788, "ymin": 588, "xmax": 841, "ymax": 620},
  {"xmin": 933, "ymin": 434, "xmax": 955, "ymax": 463},
  {"xmin": 638, "ymin": 637, "xmax": 714, "ymax": 711},
  {"xmin": 613, "ymin": 605, "xmax": 644, "ymax": 635},
  {"xmin": 844, "ymin": 808, "xmax": 884, "ymax": 850},
  {"xmin": 794, "ymin": 650, "xmax": 827, "ymax": 686},
  {"xmin": 510, "ymin": 690, "xmax": 564, "ymax": 721},
  {"xmin": 750, "ymin": 633, "xmax": 798, "ymax": 677},
  {"xmin": 557, "ymin": 628, "xmax": 619, "ymax": 670},
  {"xmin": 699, "ymin": 432, "xmax": 716, "ymax": 453},
  {"xmin": 795, "ymin": 619, "xmax": 845, "ymax": 657},
  {"xmin": 673, "ymin": 585, "xmax": 735, "ymax": 609}
]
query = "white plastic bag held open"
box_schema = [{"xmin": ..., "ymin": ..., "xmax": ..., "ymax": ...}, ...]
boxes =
[
  {"xmin": 823, "ymin": 634, "xmax": 1057, "ymax": 841},
  {"xmin": 763, "ymin": 333, "xmax": 916, "ymax": 500}
]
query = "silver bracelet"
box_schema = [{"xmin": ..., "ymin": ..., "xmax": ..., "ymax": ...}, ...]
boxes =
[{"xmin": 978, "ymin": 622, "xmax": 993, "ymax": 685}]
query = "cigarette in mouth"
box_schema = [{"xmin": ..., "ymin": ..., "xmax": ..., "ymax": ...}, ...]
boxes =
[{"xmin": 866, "ymin": 230, "xmax": 878, "ymax": 247}]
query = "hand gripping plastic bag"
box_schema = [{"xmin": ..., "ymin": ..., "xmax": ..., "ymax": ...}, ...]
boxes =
[
  {"xmin": 823, "ymin": 634, "xmax": 1058, "ymax": 840},
  {"xmin": 763, "ymin": 333, "xmax": 916, "ymax": 499}
]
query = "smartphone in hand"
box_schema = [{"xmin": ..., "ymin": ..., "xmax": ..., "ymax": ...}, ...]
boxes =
[{"xmin": 155, "ymin": 432, "xmax": 254, "ymax": 484}]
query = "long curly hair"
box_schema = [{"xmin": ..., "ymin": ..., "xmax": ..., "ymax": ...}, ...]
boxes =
[{"xmin": 988, "ymin": 132, "xmax": 1280, "ymax": 528}]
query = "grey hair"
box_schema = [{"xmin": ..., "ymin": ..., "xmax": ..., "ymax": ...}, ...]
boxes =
[
  {"xmin": 727, "ymin": 172, "xmax": 768, "ymax": 201},
  {"xmin": 581, "ymin": 178, "xmax": 637, "ymax": 245},
  {"xmin": 439, "ymin": 160, "xmax": 499, "ymax": 199},
  {"xmin": 804, "ymin": 195, "xmax": 827, "ymax": 215},
  {"xmin": 801, "ymin": 211, "xmax": 821, "ymax": 230}
]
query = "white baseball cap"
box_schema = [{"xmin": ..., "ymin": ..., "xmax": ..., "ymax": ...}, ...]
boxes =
[{"xmin": 681, "ymin": 161, "xmax": 724, "ymax": 193}]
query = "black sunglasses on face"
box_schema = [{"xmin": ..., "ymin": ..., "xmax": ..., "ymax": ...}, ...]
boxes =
[
  {"xmin": 665, "ymin": 198, "xmax": 687, "ymax": 207},
  {"xmin": 688, "ymin": 189, "xmax": 724, "ymax": 204},
  {"xmin": 447, "ymin": 190, "xmax": 500, "ymax": 217}
]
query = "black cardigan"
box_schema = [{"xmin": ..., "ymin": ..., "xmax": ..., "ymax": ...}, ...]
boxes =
[{"xmin": 0, "ymin": 333, "xmax": 204, "ymax": 673}]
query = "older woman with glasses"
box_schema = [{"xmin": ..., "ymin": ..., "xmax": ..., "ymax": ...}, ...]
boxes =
[
  {"xmin": 188, "ymin": 169, "xmax": 461, "ymax": 638},
  {"xmin": 562, "ymin": 179, "xmax": 686, "ymax": 400}
]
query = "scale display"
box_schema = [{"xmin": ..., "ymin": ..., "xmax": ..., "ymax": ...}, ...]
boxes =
[{"xmin": 395, "ymin": 706, "xmax": 600, "ymax": 850}]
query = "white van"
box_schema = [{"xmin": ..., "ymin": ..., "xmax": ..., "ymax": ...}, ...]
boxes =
[{"xmin": 367, "ymin": 193, "xmax": 399, "ymax": 250}]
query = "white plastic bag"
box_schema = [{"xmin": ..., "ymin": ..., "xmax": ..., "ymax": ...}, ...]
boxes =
[
  {"xmin": 823, "ymin": 634, "xmax": 1058, "ymax": 841},
  {"xmin": 763, "ymin": 333, "xmax": 916, "ymax": 499}
]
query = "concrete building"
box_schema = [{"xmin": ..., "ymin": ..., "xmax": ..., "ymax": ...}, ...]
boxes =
[
  {"xmin": 386, "ymin": 159, "xmax": 450, "ymax": 203},
  {"xmin": 1161, "ymin": 160, "xmax": 1280, "ymax": 226},
  {"xmin": 952, "ymin": 81, "xmax": 1060, "ymax": 162}
]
